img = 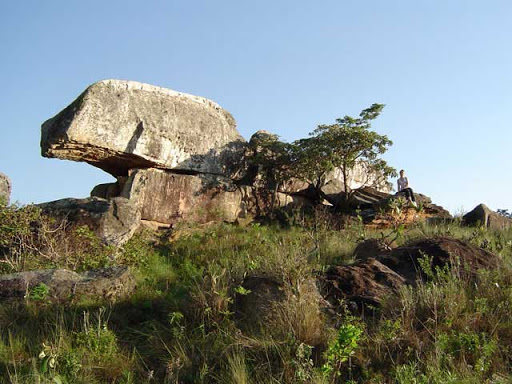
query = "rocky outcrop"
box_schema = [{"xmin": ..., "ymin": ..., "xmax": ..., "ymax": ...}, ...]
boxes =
[
  {"xmin": 41, "ymin": 80, "xmax": 245, "ymax": 177},
  {"xmin": 39, "ymin": 79, "xmax": 451, "ymax": 246},
  {"xmin": 116, "ymin": 168, "xmax": 307, "ymax": 225},
  {"xmin": 0, "ymin": 266, "xmax": 135, "ymax": 302},
  {"xmin": 463, "ymin": 203, "xmax": 512, "ymax": 230},
  {"xmin": 320, "ymin": 237, "xmax": 499, "ymax": 313},
  {"xmin": 0, "ymin": 172, "xmax": 11, "ymax": 204},
  {"xmin": 39, "ymin": 197, "xmax": 141, "ymax": 246}
]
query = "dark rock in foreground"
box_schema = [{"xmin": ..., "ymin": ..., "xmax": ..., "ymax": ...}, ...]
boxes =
[
  {"xmin": 320, "ymin": 237, "xmax": 500, "ymax": 313},
  {"xmin": 320, "ymin": 259, "xmax": 406, "ymax": 312},
  {"xmin": 0, "ymin": 266, "xmax": 135, "ymax": 302},
  {"xmin": 235, "ymin": 276, "xmax": 286, "ymax": 328}
]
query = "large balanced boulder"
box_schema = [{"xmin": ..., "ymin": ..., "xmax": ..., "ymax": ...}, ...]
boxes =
[
  {"xmin": 0, "ymin": 266, "xmax": 135, "ymax": 302},
  {"xmin": 39, "ymin": 197, "xmax": 141, "ymax": 246},
  {"xmin": 0, "ymin": 172, "xmax": 11, "ymax": 204},
  {"xmin": 41, "ymin": 80, "xmax": 245, "ymax": 177},
  {"xmin": 463, "ymin": 203, "xmax": 512, "ymax": 230}
]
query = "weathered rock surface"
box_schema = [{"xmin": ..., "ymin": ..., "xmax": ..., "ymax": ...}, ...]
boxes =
[
  {"xmin": 121, "ymin": 169, "xmax": 243, "ymax": 223},
  {"xmin": 320, "ymin": 237, "xmax": 499, "ymax": 313},
  {"xmin": 92, "ymin": 168, "xmax": 309, "ymax": 225},
  {"xmin": 353, "ymin": 239, "xmax": 394, "ymax": 261},
  {"xmin": 0, "ymin": 266, "xmax": 135, "ymax": 302},
  {"xmin": 463, "ymin": 203, "xmax": 512, "ymax": 230},
  {"xmin": 320, "ymin": 259, "xmax": 406, "ymax": 311},
  {"xmin": 39, "ymin": 197, "xmax": 141, "ymax": 246},
  {"xmin": 41, "ymin": 79, "xmax": 245, "ymax": 177},
  {"xmin": 0, "ymin": 172, "xmax": 11, "ymax": 204}
]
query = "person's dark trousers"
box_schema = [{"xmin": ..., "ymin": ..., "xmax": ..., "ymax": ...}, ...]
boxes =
[{"xmin": 398, "ymin": 188, "xmax": 415, "ymax": 202}]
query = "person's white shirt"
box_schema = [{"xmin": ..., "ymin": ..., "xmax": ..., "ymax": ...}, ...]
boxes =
[{"xmin": 397, "ymin": 176, "xmax": 409, "ymax": 192}]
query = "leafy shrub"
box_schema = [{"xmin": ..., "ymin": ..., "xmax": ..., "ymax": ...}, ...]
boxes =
[
  {"xmin": 322, "ymin": 322, "xmax": 364, "ymax": 380},
  {"xmin": 0, "ymin": 202, "xmax": 113, "ymax": 273}
]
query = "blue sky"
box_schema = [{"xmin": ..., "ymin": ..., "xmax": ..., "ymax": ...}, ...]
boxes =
[{"xmin": 1, "ymin": 1, "xmax": 511, "ymax": 214}]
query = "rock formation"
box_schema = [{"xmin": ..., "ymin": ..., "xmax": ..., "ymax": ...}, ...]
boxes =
[
  {"xmin": 41, "ymin": 79, "xmax": 245, "ymax": 177},
  {"xmin": 320, "ymin": 237, "xmax": 499, "ymax": 313},
  {"xmin": 39, "ymin": 82, "xmax": 320, "ymax": 244},
  {"xmin": 463, "ymin": 203, "xmax": 512, "ymax": 230},
  {"xmin": 40, "ymin": 79, "xmax": 450, "ymax": 245},
  {"xmin": 0, "ymin": 266, "xmax": 135, "ymax": 303},
  {"xmin": 93, "ymin": 168, "xmax": 307, "ymax": 227},
  {"xmin": 0, "ymin": 172, "xmax": 11, "ymax": 204},
  {"xmin": 38, "ymin": 197, "xmax": 141, "ymax": 246}
]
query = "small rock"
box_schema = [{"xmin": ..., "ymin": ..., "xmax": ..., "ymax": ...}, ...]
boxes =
[
  {"xmin": 39, "ymin": 197, "xmax": 141, "ymax": 246},
  {"xmin": 0, "ymin": 172, "xmax": 11, "ymax": 204},
  {"xmin": 463, "ymin": 203, "xmax": 511, "ymax": 230},
  {"xmin": 0, "ymin": 266, "xmax": 135, "ymax": 302}
]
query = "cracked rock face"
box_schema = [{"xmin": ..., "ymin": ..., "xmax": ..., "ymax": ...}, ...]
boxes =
[{"xmin": 41, "ymin": 79, "xmax": 245, "ymax": 177}]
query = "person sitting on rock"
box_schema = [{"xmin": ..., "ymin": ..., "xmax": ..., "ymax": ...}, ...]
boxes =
[{"xmin": 397, "ymin": 169, "xmax": 417, "ymax": 207}]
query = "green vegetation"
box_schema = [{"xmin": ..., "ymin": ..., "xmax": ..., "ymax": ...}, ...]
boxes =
[
  {"xmin": 295, "ymin": 103, "xmax": 396, "ymax": 203},
  {"xmin": 243, "ymin": 104, "xmax": 396, "ymax": 207},
  {"xmin": 0, "ymin": 200, "xmax": 511, "ymax": 383}
]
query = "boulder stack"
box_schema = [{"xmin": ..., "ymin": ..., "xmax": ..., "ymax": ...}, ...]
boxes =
[
  {"xmin": 40, "ymin": 80, "xmax": 308, "ymax": 244},
  {"xmin": 40, "ymin": 79, "xmax": 451, "ymax": 245}
]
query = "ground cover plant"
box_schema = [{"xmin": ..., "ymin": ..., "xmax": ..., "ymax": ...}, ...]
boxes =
[{"xmin": 0, "ymin": 201, "xmax": 511, "ymax": 383}]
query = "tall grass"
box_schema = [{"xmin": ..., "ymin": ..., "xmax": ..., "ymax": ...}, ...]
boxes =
[{"xmin": 0, "ymin": 202, "xmax": 511, "ymax": 382}]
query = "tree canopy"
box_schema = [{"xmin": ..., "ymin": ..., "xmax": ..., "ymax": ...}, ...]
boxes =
[{"xmin": 243, "ymin": 104, "xmax": 396, "ymax": 208}]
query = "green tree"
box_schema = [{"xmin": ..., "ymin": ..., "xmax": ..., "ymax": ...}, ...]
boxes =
[
  {"xmin": 296, "ymin": 103, "xmax": 396, "ymax": 205},
  {"xmin": 245, "ymin": 132, "xmax": 296, "ymax": 215}
]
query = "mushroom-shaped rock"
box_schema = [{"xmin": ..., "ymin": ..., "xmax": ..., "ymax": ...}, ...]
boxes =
[{"xmin": 41, "ymin": 80, "xmax": 245, "ymax": 177}]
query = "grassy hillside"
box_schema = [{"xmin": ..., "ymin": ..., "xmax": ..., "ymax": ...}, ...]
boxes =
[{"xmin": 0, "ymin": 202, "xmax": 511, "ymax": 383}]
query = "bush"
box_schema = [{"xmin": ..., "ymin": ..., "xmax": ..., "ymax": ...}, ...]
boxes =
[{"xmin": 0, "ymin": 202, "xmax": 113, "ymax": 273}]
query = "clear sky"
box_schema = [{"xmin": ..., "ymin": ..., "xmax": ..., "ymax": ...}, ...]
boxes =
[{"xmin": 1, "ymin": 1, "xmax": 511, "ymax": 214}]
